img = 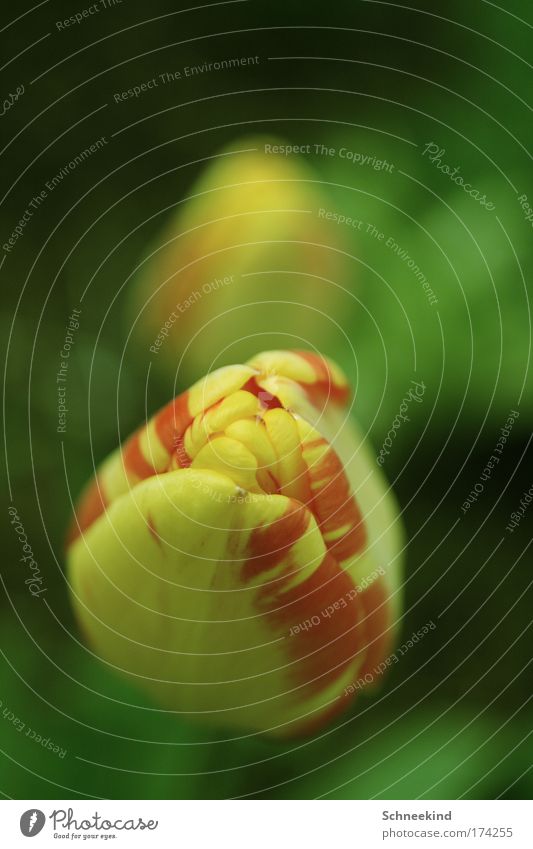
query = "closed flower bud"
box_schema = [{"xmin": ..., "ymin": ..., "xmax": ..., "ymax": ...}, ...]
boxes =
[
  {"xmin": 67, "ymin": 351, "xmax": 403, "ymax": 737},
  {"xmin": 130, "ymin": 138, "xmax": 351, "ymax": 374}
]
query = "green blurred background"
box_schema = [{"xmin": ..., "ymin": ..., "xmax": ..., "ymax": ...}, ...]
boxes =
[{"xmin": 1, "ymin": 0, "xmax": 531, "ymax": 799}]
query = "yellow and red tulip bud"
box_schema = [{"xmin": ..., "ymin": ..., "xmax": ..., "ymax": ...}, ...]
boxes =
[
  {"xmin": 130, "ymin": 138, "xmax": 351, "ymax": 374},
  {"xmin": 67, "ymin": 351, "xmax": 403, "ymax": 737}
]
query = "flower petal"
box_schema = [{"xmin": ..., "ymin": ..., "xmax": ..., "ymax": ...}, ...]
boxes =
[{"xmin": 68, "ymin": 467, "xmax": 382, "ymax": 735}]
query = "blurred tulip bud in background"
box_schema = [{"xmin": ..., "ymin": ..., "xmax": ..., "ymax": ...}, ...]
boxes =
[
  {"xmin": 67, "ymin": 350, "xmax": 403, "ymax": 737},
  {"xmin": 129, "ymin": 138, "xmax": 353, "ymax": 375}
]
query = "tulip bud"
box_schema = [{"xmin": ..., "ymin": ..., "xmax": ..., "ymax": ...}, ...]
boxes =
[
  {"xmin": 130, "ymin": 138, "xmax": 351, "ymax": 374},
  {"xmin": 67, "ymin": 351, "xmax": 403, "ymax": 737}
]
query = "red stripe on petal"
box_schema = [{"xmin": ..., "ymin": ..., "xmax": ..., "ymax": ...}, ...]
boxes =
[
  {"xmin": 267, "ymin": 551, "xmax": 366, "ymax": 696},
  {"xmin": 122, "ymin": 433, "xmax": 156, "ymax": 480},
  {"xmin": 154, "ymin": 391, "xmax": 192, "ymax": 452},
  {"xmin": 303, "ymin": 438, "xmax": 366, "ymax": 562},
  {"xmin": 124, "ymin": 392, "xmax": 194, "ymax": 477},
  {"xmin": 243, "ymin": 501, "xmax": 368, "ymax": 704},
  {"xmin": 242, "ymin": 502, "xmax": 309, "ymax": 582},
  {"xmin": 356, "ymin": 578, "xmax": 393, "ymax": 681},
  {"xmin": 294, "ymin": 350, "xmax": 350, "ymax": 407},
  {"xmin": 268, "ymin": 572, "xmax": 393, "ymax": 736},
  {"xmin": 241, "ymin": 377, "xmax": 283, "ymax": 411}
]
